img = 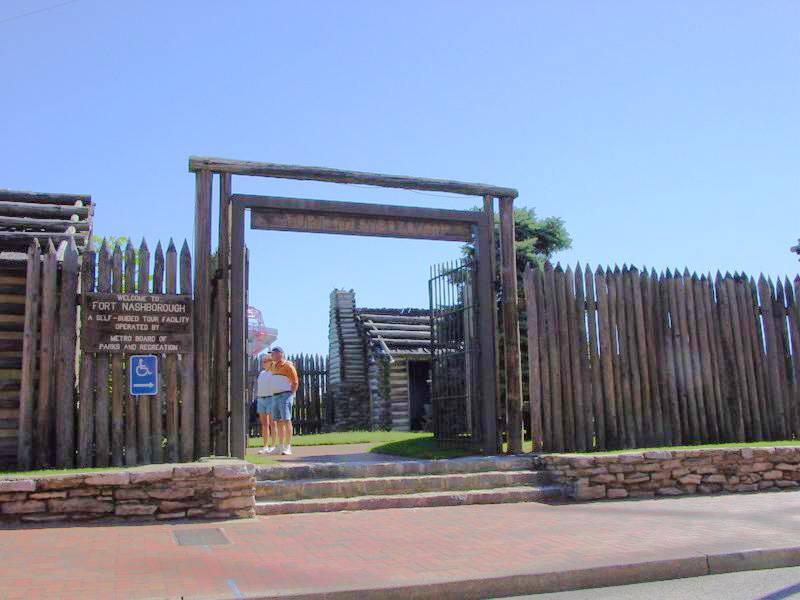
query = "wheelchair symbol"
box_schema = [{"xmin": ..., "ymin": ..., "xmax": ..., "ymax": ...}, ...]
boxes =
[{"xmin": 135, "ymin": 359, "xmax": 153, "ymax": 377}]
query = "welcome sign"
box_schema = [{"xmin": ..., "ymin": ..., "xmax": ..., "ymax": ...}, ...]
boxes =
[{"xmin": 82, "ymin": 293, "xmax": 193, "ymax": 353}]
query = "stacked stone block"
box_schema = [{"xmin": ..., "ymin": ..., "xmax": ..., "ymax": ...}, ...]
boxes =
[
  {"xmin": 0, "ymin": 460, "xmax": 256, "ymax": 524},
  {"xmin": 540, "ymin": 447, "xmax": 800, "ymax": 501}
]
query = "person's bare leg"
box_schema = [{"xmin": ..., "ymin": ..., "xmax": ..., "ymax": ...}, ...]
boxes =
[
  {"xmin": 284, "ymin": 420, "xmax": 293, "ymax": 448},
  {"xmin": 277, "ymin": 420, "xmax": 292, "ymax": 453},
  {"xmin": 258, "ymin": 413, "xmax": 271, "ymax": 450},
  {"xmin": 269, "ymin": 418, "xmax": 278, "ymax": 449},
  {"xmin": 265, "ymin": 414, "xmax": 274, "ymax": 448}
]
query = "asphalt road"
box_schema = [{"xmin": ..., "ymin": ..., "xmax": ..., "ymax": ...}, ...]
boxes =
[{"xmin": 508, "ymin": 566, "xmax": 800, "ymax": 599}]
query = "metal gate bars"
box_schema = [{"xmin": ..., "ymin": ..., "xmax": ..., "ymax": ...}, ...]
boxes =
[{"xmin": 429, "ymin": 258, "xmax": 481, "ymax": 447}]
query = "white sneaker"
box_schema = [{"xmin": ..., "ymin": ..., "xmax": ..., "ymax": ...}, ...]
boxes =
[
  {"xmin": 281, "ymin": 445, "xmax": 292, "ymax": 455},
  {"xmin": 258, "ymin": 446, "xmax": 275, "ymax": 455}
]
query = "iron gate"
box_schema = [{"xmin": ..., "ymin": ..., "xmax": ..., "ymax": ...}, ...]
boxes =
[{"xmin": 428, "ymin": 258, "xmax": 481, "ymax": 447}]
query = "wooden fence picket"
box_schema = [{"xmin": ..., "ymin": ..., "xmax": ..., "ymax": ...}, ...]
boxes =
[
  {"xmin": 16, "ymin": 241, "xmax": 40, "ymax": 470},
  {"xmin": 788, "ymin": 278, "xmax": 800, "ymax": 436},
  {"xmin": 77, "ymin": 239, "xmax": 96, "ymax": 467},
  {"xmin": 555, "ymin": 265, "xmax": 574, "ymax": 450},
  {"xmin": 35, "ymin": 241, "xmax": 58, "ymax": 468},
  {"xmin": 179, "ymin": 241, "xmax": 195, "ymax": 462},
  {"xmin": 94, "ymin": 240, "xmax": 111, "ymax": 466},
  {"xmin": 537, "ymin": 264, "xmax": 553, "ymax": 451},
  {"xmin": 522, "ymin": 263, "xmax": 543, "ymax": 451},
  {"xmin": 585, "ymin": 265, "xmax": 604, "ymax": 450},
  {"xmin": 55, "ymin": 238, "xmax": 79, "ymax": 468},
  {"xmin": 595, "ymin": 266, "xmax": 616, "ymax": 448},
  {"xmin": 111, "ymin": 245, "xmax": 125, "ymax": 466},
  {"xmin": 566, "ymin": 265, "xmax": 586, "ymax": 451},
  {"xmin": 544, "ymin": 262, "xmax": 563, "ymax": 451},
  {"xmin": 151, "ymin": 242, "xmax": 165, "ymax": 463},
  {"xmin": 165, "ymin": 241, "xmax": 179, "ymax": 462}
]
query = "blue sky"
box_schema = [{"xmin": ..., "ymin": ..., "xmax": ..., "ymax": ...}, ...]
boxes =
[{"xmin": 2, "ymin": 1, "xmax": 798, "ymax": 356}]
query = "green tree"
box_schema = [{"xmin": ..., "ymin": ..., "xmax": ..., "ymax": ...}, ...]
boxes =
[
  {"xmin": 462, "ymin": 206, "xmax": 571, "ymax": 289},
  {"xmin": 90, "ymin": 235, "xmax": 148, "ymax": 290}
]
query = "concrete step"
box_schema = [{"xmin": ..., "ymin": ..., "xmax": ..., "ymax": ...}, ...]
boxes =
[
  {"xmin": 255, "ymin": 485, "xmax": 564, "ymax": 515},
  {"xmin": 254, "ymin": 455, "xmax": 537, "ymax": 481},
  {"xmin": 256, "ymin": 470, "xmax": 548, "ymax": 501}
]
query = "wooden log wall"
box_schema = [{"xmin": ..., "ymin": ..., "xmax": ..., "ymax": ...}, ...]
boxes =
[
  {"xmin": 15, "ymin": 239, "xmax": 197, "ymax": 470},
  {"xmin": 0, "ymin": 190, "xmax": 94, "ymax": 253},
  {"xmin": 0, "ymin": 258, "xmax": 31, "ymax": 468},
  {"xmin": 523, "ymin": 262, "xmax": 800, "ymax": 452}
]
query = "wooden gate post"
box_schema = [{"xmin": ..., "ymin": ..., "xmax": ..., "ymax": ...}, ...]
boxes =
[
  {"xmin": 476, "ymin": 199, "xmax": 500, "ymax": 454},
  {"xmin": 499, "ymin": 196, "xmax": 523, "ymax": 454},
  {"xmin": 229, "ymin": 200, "xmax": 246, "ymax": 459},
  {"xmin": 194, "ymin": 170, "xmax": 213, "ymax": 458},
  {"xmin": 215, "ymin": 173, "xmax": 232, "ymax": 455}
]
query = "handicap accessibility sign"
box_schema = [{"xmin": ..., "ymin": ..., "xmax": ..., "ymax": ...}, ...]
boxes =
[{"xmin": 129, "ymin": 355, "xmax": 158, "ymax": 396}]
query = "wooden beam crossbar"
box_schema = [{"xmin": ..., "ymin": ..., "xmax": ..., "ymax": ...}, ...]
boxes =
[{"xmin": 191, "ymin": 157, "xmax": 518, "ymax": 199}]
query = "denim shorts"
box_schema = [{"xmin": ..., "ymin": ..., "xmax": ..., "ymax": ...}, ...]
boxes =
[
  {"xmin": 256, "ymin": 396, "xmax": 274, "ymax": 415},
  {"xmin": 271, "ymin": 391, "xmax": 294, "ymax": 421}
]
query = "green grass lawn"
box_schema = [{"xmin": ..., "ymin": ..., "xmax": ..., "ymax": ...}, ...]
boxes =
[
  {"xmin": 247, "ymin": 430, "xmax": 429, "ymax": 448},
  {"xmin": 370, "ymin": 435, "xmax": 479, "ymax": 460},
  {"xmin": 245, "ymin": 454, "xmax": 278, "ymax": 465},
  {"xmin": 371, "ymin": 436, "xmax": 539, "ymax": 459}
]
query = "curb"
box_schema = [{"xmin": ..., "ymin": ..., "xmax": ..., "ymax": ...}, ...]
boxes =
[{"xmin": 234, "ymin": 545, "xmax": 800, "ymax": 599}]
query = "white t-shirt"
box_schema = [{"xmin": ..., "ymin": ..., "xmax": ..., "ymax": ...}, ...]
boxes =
[{"xmin": 256, "ymin": 370, "xmax": 274, "ymax": 397}]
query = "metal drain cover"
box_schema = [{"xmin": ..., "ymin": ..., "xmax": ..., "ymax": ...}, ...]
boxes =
[{"xmin": 173, "ymin": 528, "xmax": 230, "ymax": 546}]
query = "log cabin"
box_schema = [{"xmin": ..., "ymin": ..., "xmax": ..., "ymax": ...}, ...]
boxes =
[{"xmin": 327, "ymin": 289, "xmax": 432, "ymax": 432}]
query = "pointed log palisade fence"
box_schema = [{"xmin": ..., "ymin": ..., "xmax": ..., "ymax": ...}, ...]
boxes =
[
  {"xmin": 523, "ymin": 262, "xmax": 800, "ymax": 453},
  {"xmin": 16, "ymin": 237, "xmax": 196, "ymax": 470},
  {"xmin": 288, "ymin": 353, "xmax": 328, "ymax": 435}
]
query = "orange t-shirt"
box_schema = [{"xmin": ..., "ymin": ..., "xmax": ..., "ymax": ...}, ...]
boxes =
[{"xmin": 268, "ymin": 359, "xmax": 298, "ymax": 393}]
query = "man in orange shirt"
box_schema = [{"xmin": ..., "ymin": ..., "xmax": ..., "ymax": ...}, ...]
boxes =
[{"xmin": 268, "ymin": 347, "xmax": 299, "ymax": 455}]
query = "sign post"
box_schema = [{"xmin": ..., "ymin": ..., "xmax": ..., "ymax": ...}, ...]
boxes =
[{"xmin": 129, "ymin": 355, "xmax": 158, "ymax": 396}]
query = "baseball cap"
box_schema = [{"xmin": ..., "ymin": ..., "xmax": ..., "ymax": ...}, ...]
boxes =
[{"xmin": 271, "ymin": 346, "xmax": 284, "ymax": 354}]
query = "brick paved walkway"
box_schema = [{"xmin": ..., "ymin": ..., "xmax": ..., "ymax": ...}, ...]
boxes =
[{"xmin": 1, "ymin": 491, "xmax": 799, "ymax": 599}]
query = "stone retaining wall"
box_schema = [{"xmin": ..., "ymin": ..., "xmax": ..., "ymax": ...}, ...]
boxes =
[
  {"xmin": 0, "ymin": 460, "xmax": 256, "ymax": 524},
  {"xmin": 540, "ymin": 447, "xmax": 800, "ymax": 501}
]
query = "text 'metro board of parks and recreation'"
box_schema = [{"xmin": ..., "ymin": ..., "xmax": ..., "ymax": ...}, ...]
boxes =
[{"xmin": 82, "ymin": 293, "xmax": 193, "ymax": 354}]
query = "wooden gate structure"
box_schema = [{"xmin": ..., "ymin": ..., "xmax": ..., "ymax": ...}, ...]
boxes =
[{"xmin": 189, "ymin": 156, "xmax": 524, "ymax": 459}]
